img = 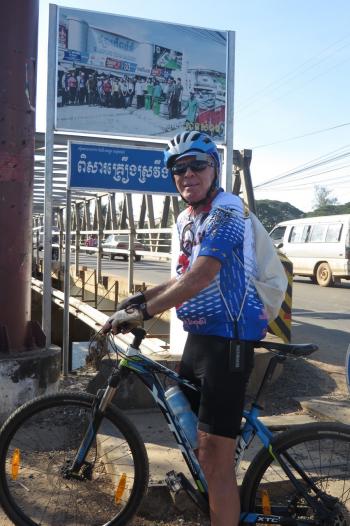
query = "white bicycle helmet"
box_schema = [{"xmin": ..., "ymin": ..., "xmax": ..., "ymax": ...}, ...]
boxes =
[{"xmin": 164, "ymin": 131, "xmax": 221, "ymax": 173}]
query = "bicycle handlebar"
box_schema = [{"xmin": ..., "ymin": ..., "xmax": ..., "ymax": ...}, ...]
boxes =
[{"xmin": 130, "ymin": 327, "xmax": 147, "ymax": 349}]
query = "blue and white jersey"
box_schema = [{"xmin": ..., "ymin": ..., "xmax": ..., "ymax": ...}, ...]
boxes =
[{"xmin": 175, "ymin": 191, "xmax": 268, "ymax": 340}]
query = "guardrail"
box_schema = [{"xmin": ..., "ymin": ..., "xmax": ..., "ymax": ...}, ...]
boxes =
[
  {"xmin": 77, "ymin": 246, "xmax": 172, "ymax": 261},
  {"xmin": 31, "ymin": 278, "xmax": 170, "ymax": 368}
]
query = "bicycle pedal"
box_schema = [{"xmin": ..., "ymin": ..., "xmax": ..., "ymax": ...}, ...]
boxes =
[
  {"xmin": 165, "ymin": 471, "xmax": 209, "ymax": 516},
  {"xmin": 165, "ymin": 470, "xmax": 182, "ymax": 493}
]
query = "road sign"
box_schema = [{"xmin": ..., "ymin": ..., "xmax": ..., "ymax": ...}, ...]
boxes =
[{"xmin": 69, "ymin": 141, "xmax": 177, "ymax": 194}]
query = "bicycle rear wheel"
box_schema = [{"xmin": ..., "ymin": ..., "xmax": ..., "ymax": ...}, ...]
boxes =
[
  {"xmin": 0, "ymin": 392, "xmax": 149, "ymax": 526},
  {"xmin": 241, "ymin": 422, "xmax": 350, "ymax": 525}
]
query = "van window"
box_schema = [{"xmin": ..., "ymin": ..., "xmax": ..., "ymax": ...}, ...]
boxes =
[
  {"xmin": 289, "ymin": 225, "xmax": 310, "ymax": 243},
  {"xmin": 325, "ymin": 223, "xmax": 343, "ymax": 242},
  {"xmin": 309, "ymin": 224, "xmax": 328, "ymax": 242},
  {"xmin": 270, "ymin": 226, "xmax": 286, "ymax": 244}
]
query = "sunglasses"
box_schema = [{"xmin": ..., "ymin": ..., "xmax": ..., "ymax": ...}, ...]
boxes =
[{"xmin": 171, "ymin": 159, "xmax": 214, "ymax": 176}]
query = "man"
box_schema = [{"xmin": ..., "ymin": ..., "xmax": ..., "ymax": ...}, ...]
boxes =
[
  {"xmin": 173, "ymin": 77, "xmax": 184, "ymax": 117},
  {"xmin": 186, "ymin": 91, "xmax": 199, "ymax": 127},
  {"xmin": 167, "ymin": 78, "xmax": 176, "ymax": 118},
  {"xmin": 86, "ymin": 73, "xmax": 97, "ymax": 106},
  {"xmin": 77, "ymin": 71, "xmax": 87, "ymax": 105},
  {"xmin": 67, "ymin": 71, "xmax": 77, "ymax": 105},
  {"xmin": 103, "ymin": 131, "xmax": 268, "ymax": 526}
]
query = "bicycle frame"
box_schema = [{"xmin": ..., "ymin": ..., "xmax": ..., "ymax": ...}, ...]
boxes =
[
  {"xmin": 112, "ymin": 345, "xmax": 322, "ymax": 525},
  {"xmin": 70, "ymin": 336, "xmax": 328, "ymax": 526}
]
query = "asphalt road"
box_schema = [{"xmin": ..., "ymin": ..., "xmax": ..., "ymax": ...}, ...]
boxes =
[
  {"xmin": 77, "ymin": 253, "xmax": 171, "ymax": 285},
  {"xmin": 290, "ymin": 276, "xmax": 350, "ymax": 368}
]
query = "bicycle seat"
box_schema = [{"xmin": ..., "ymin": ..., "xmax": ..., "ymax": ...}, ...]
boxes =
[{"xmin": 256, "ymin": 341, "xmax": 318, "ymax": 357}]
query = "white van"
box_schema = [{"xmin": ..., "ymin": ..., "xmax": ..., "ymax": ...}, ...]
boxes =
[{"xmin": 269, "ymin": 214, "xmax": 350, "ymax": 286}]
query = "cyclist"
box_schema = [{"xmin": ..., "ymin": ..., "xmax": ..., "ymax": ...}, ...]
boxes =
[{"xmin": 103, "ymin": 131, "xmax": 268, "ymax": 526}]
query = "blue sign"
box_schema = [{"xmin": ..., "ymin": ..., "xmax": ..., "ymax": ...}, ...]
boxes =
[
  {"xmin": 69, "ymin": 142, "xmax": 177, "ymax": 195},
  {"xmin": 63, "ymin": 50, "xmax": 89, "ymax": 63}
]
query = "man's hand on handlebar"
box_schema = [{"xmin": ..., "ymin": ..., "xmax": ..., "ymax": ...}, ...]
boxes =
[
  {"xmin": 102, "ymin": 302, "xmax": 153, "ymax": 335},
  {"xmin": 116, "ymin": 291, "xmax": 145, "ymax": 312}
]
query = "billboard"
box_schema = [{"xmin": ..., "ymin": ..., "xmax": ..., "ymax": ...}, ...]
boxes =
[
  {"xmin": 56, "ymin": 7, "xmax": 229, "ymax": 141},
  {"xmin": 68, "ymin": 142, "xmax": 177, "ymax": 195}
]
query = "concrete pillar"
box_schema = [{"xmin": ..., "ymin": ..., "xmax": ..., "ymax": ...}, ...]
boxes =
[{"xmin": 0, "ymin": 0, "xmax": 60, "ymax": 422}]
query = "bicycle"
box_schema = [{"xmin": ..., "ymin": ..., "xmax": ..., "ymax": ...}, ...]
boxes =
[{"xmin": 0, "ymin": 327, "xmax": 349, "ymax": 526}]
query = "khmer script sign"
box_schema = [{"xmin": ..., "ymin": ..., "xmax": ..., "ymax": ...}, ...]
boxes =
[{"xmin": 68, "ymin": 142, "xmax": 177, "ymax": 194}]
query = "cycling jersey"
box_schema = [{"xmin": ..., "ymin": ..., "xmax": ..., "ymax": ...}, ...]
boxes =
[{"xmin": 175, "ymin": 190, "xmax": 268, "ymax": 340}]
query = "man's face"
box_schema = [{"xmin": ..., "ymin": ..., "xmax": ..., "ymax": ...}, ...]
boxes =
[{"xmin": 172, "ymin": 154, "xmax": 216, "ymax": 204}]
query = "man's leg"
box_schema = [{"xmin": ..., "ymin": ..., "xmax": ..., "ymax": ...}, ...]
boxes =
[{"xmin": 198, "ymin": 431, "xmax": 239, "ymax": 526}]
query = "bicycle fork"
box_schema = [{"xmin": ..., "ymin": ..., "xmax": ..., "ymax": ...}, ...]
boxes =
[{"xmin": 67, "ymin": 369, "xmax": 126, "ymax": 477}]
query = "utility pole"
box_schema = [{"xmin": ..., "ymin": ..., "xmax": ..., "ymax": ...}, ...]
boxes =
[{"xmin": 0, "ymin": 0, "xmax": 60, "ymax": 421}]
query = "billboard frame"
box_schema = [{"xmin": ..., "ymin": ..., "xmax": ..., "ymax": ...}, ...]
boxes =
[{"xmin": 54, "ymin": 5, "xmax": 232, "ymax": 145}]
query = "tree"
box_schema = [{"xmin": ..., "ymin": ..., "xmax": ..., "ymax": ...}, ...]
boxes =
[
  {"xmin": 312, "ymin": 185, "xmax": 338, "ymax": 209},
  {"xmin": 255, "ymin": 199, "xmax": 304, "ymax": 231}
]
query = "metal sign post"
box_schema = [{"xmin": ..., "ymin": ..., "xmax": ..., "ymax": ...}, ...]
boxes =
[
  {"xmin": 42, "ymin": 4, "xmax": 58, "ymax": 346},
  {"xmin": 62, "ymin": 188, "xmax": 72, "ymax": 376},
  {"xmin": 223, "ymin": 30, "xmax": 235, "ymax": 192}
]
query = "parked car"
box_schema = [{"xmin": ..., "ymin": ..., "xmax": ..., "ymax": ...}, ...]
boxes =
[
  {"xmin": 102, "ymin": 234, "xmax": 148, "ymax": 261},
  {"xmin": 84, "ymin": 236, "xmax": 98, "ymax": 255},
  {"xmin": 269, "ymin": 214, "xmax": 350, "ymax": 286},
  {"xmin": 85, "ymin": 236, "xmax": 98, "ymax": 247}
]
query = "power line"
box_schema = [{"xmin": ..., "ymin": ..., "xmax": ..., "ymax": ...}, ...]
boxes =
[
  {"xmin": 236, "ymin": 32, "xmax": 350, "ymax": 113},
  {"xmin": 254, "ymin": 143, "xmax": 350, "ymax": 189},
  {"xmin": 255, "ymin": 151, "xmax": 350, "ymax": 189},
  {"xmin": 256, "ymin": 163, "xmax": 350, "ymax": 189},
  {"xmin": 236, "ymin": 51, "xmax": 350, "ymax": 121},
  {"xmin": 259, "ymin": 172, "xmax": 350, "ymax": 191},
  {"xmin": 258, "ymin": 179, "xmax": 350, "ymax": 192},
  {"xmin": 251, "ymin": 122, "xmax": 350, "ymax": 149}
]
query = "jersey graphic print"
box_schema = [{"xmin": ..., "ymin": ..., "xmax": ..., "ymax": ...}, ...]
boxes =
[{"xmin": 175, "ymin": 192, "xmax": 268, "ymax": 340}]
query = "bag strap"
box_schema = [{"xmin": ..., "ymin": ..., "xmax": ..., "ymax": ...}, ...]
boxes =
[{"xmin": 213, "ymin": 202, "xmax": 253, "ymax": 323}]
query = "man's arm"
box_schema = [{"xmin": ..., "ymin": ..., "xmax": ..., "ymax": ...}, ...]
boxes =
[
  {"xmin": 143, "ymin": 277, "xmax": 177, "ymax": 301},
  {"xmin": 146, "ymin": 256, "xmax": 221, "ymax": 316}
]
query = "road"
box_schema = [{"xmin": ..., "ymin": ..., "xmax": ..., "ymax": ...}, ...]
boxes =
[
  {"xmin": 290, "ymin": 277, "xmax": 350, "ymax": 368},
  {"xmin": 78, "ymin": 253, "xmax": 172, "ymax": 285}
]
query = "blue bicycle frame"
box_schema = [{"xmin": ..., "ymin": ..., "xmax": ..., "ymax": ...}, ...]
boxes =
[
  {"xmin": 70, "ymin": 331, "xmax": 320, "ymax": 526},
  {"xmin": 117, "ymin": 344, "xmax": 309, "ymax": 526}
]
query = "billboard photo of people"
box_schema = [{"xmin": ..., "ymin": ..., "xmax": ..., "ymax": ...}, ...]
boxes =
[{"xmin": 56, "ymin": 7, "xmax": 229, "ymax": 141}]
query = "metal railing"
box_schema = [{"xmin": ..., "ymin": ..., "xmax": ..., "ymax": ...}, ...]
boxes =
[{"xmin": 32, "ymin": 277, "xmax": 171, "ymax": 374}]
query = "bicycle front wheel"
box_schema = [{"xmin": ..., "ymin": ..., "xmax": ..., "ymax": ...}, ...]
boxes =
[
  {"xmin": 0, "ymin": 392, "xmax": 149, "ymax": 526},
  {"xmin": 241, "ymin": 422, "xmax": 350, "ymax": 525}
]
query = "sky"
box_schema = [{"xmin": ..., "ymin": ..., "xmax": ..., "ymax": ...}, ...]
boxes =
[{"xmin": 37, "ymin": 0, "xmax": 350, "ymax": 212}]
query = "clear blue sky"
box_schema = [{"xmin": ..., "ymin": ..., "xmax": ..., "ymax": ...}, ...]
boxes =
[{"xmin": 37, "ymin": 0, "xmax": 350, "ymax": 212}]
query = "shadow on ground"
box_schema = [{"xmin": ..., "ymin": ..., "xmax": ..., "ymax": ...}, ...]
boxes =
[{"xmin": 250, "ymin": 356, "xmax": 337, "ymax": 416}]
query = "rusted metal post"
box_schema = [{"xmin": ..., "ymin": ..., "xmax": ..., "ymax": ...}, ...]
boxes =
[
  {"xmin": 0, "ymin": 0, "xmax": 38, "ymax": 352},
  {"xmin": 114, "ymin": 281, "xmax": 119, "ymax": 311},
  {"xmin": 0, "ymin": 1, "xmax": 61, "ymax": 420},
  {"xmin": 94, "ymin": 269, "xmax": 98, "ymax": 309}
]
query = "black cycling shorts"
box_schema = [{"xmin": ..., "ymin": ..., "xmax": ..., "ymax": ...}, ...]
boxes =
[{"xmin": 178, "ymin": 333, "xmax": 255, "ymax": 439}]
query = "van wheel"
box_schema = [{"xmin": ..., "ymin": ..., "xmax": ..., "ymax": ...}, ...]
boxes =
[{"xmin": 316, "ymin": 262, "xmax": 333, "ymax": 287}]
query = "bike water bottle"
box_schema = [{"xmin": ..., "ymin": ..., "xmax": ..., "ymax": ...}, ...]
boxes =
[{"xmin": 165, "ymin": 386, "xmax": 198, "ymax": 449}]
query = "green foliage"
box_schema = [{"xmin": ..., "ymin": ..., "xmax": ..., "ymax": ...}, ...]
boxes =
[
  {"xmin": 255, "ymin": 199, "xmax": 304, "ymax": 231},
  {"xmin": 304, "ymin": 202, "xmax": 350, "ymax": 217}
]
